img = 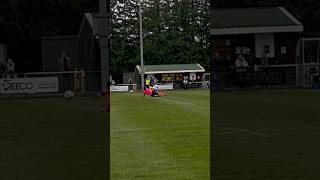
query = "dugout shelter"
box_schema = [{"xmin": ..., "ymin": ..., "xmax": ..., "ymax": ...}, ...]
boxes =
[{"xmin": 135, "ymin": 63, "xmax": 206, "ymax": 89}]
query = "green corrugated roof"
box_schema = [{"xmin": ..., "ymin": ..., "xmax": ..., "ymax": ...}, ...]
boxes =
[
  {"xmin": 136, "ymin": 64, "xmax": 205, "ymax": 74},
  {"xmin": 212, "ymin": 7, "xmax": 300, "ymax": 28}
]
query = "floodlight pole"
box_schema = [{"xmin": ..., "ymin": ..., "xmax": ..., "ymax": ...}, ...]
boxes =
[
  {"xmin": 98, "ymin": 0, "xmax": 109, "ymax": 92},
  {"xmin": 139, "ymin": 0, "xmax": 144, "ymax": 91},
  {"xmin": 100, "ymin": 37, "xmax": 109, "ymax": 92},
  {"xmin": 302, "ymin": 39, "xmax": 305, "ymax": 87},
  {"xmin": 98, "ymin": 0, "xmax": 110, "ymax": 179}
]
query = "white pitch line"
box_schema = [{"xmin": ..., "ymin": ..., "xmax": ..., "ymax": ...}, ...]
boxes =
[
  {"xmin": 112, "ymin": 127, "xmax": 152, "ymax": 133},
  {"xmin": 112, "ymin": 126, "xmax": 269, "ymax": 138},
  {"xmin": 112, "ymin": 125, "xmax": 205, "ymax": 133},
  {"xmin": 214, "ymin": 127, "xmax": 270, "ymax": 138},
  {"xmin": 162, "ymin": 98, "xmax": 195, "ymax": 106},
  {"xmin": 214, "ymin": 131, "xmax": 238, "ymax": 135},
  {"xmin": 149, "ymin": 96, "xmax": 195, "ymax": 106}
]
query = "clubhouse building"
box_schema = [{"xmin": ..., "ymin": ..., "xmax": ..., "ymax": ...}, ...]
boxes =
[{"xmin": 211, "ymin": 7, "xmax": 304, "ymax": 86}]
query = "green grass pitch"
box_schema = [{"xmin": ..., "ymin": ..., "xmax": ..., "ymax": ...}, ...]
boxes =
[
  {"xmin": 213, "ymin": 89, "xmax": 320, "ymax": 180},
  {"xmin": 0, "ymin": 90, "xmax": 209, "ymax": 179},
  {"xmin": 111, "ymin": 90, "xmax": 210, "ymax": 179},
  {"xmin": 0, "ymin": 96, "xmax": 107, "ymax": 180},
  {"xmin": 3, "ymin": 89, "xmax": 320, "ymax": 179}
]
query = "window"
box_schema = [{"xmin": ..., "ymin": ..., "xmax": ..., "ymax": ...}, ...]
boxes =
[
  {"xmin": 162, "ymin": 74, "xmax": 176, "ymax": 81},
  {"xmin": 175, "ymin": 74, "xmax": 182, "ymax": 81},
  {"xmin": 162, "ymin": 74, "xmax": 169, "ymax": 81}
]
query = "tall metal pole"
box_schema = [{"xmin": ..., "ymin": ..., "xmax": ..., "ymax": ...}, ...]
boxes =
[
  {"xmin": 99, "ymin": 0, "xmax": 109, "ymax": 92},
  {"xmin": 98, "ymin": 0, "xmax": 110, "ymax": 179},
  {"xmin": 139, "ymin": 0, "xmax": 144, "ymax": 91},
  {"xmin": 302, "ymin": 39, "xmax": 305, "ymax": 87},
  {"xmin": 100, "ymin": 39, "xmax": 109, "ymax": 92}
]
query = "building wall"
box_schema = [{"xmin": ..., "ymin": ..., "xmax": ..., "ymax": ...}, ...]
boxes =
[
  {"xmin": 123, "ymin": 72, "xmax": 135, "ymax": 84},
  {"xmin": 255, "ymin": 33, "xmax": 275, "ymax": 58},
  {"xmin": 41, "ymin": 13, "xmax": 111, "ymax": 92},
  {"xmin": 213, "ymin": 32, "xmax": 300, "ymax": 65},
  {"xmin": 78, "ymin": 17, "xmax": 97, "ymax": 71},
  {"xmin": 213, "ymin": 34, "xmax": 255, "ymax": 65},
  {"xmin": 274, "ymin": 32, "xmax": 300, "ymax": 64},
  {"xmin": 41, "ymin": 36, "xmax": 79, "ymax": 72},
  {"xmin": 78, "ymin": 17, "xmax": 101, "ymax": 91},
  {"xmin": 0, "ymin": 44, "xmax": 7, "ymax": 64}
]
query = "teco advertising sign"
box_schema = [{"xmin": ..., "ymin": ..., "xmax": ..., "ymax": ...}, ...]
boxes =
[{"xmin": 0, "ymin": 77, "xmax": 59, "ymax": 94}]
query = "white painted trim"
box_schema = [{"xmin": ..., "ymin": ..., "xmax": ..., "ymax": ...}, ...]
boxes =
[
  {"xmin": 84, "ymin": 13, "xmax": 94, "ymax": 28},
  {"xmin": 256, "ymin": 64, "xmax": 297, "ymax": 68},
  {"xmin": 144, "ymin": 70, "xmax": 205, "ymax": 74},
  {"xmin": 302, "ymin": 37, "xmax": 320, "ymax": 41},
  {"xmin": 25, "ymin": 71, "xmax": 84, "ymax": 75},
  {"xmin": 136, "ymin": 65, "xmax": 141, "ymax": 74},
  {"xmin": 211, "ymin": 25, "xmax": 303, "ymax": 35},
  {"xmin": 255, "ymin": 33, "xmax": 275, "ymax": 58},
  {"xmin": 256, "ymin": 63, "xmax": 320, "ymax": 68},
  {"xmin": 278, "ymin": 7, "xmax": 302, "ymax": 25},
  {"xmin": 196, "ymin": 63, "xmax": 205, "ymax": 71},
  {"xmin": 137, "ymin": 64, "xmax": 205, "ymax": 74}
]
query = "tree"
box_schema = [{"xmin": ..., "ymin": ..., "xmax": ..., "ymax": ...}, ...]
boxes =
[
  {"xmin": 0, "ymin": 0, "xmax": 97, "ymax": 72},
  {"xmin": 111, "ymin": 0, "xmax": 210, "ymax": 82}
]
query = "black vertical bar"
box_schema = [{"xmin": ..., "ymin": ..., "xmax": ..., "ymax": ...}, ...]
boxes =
[
  {"xmin": 210, "ymin": 1, "xmax": 214, "ymax": 179},
  {"xmin": 106, "ymin": 81, "xmax": 110, "ymax": 180}
]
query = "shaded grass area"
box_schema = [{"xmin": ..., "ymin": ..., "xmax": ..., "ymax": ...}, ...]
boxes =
[
  {"xmin": 111, "ymin": 90, "xmax": 210, "ymax": 179},
  {"xmin": 213, "ymin": 89, "xmax": 320, "ymax": 180},
  {"xmin": 0, "ymin": 97, "xmax": 107, "ymax": 180},
  {"xmin": 0, "ymin": 90, "xmax": 210, "ymax": 179}
]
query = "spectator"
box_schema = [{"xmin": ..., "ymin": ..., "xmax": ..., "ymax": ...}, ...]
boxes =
[
  {"xmin": 58, "ymin": 51, "xmax": 72, "ymax": 91},
  {"xmin": 0, "ymin": 61, "xmax": 5, "ymax": 78},
  {"xmin": 261, "ymin": 53, "xmax": 269, "ymax": 67},
  {"xmin": 183, "ymin": 77, "xmax": 188, "ymax": 89},
  {"xmin": 213, "ymin": 52, "xmax": 225, "ymax": 71},
  {"xmin": 128, "ymin": 78, "xmax": 133, "ymax": 84},
  {"xmin": 7, "ymin": 58, "xmax": 15, "ymax": 73},
  {"xmin": 235, "ymin": 55, "xmax": 249, "ymax": 72},
  {"xmin": 308, "ymin": 63, "xmax": 319, "ymax": 88},
  {"xmin": 243, "ymin": 48, "xmax": 254, "ymax": 66},
  {"xmin": 234, "ymin": 55, "xmax": 249, "ymax": 88},
  {"xmin": 213, "ymin": 52, "xmax": 233, "ymax": 90},
  {"xmin": 260, "ymin": 53, "xmax": 270, "ymax": 88},
  {"xmin": 254, "ymin": 64, "xmax": 260, "ymax": 72},
  {"xmin": 58, "ymin": 51, "xmax": 71, "ymax": 71},
  {"xmin": 6, "ymin": 58, "xmax": 17, "ymax": 78}
]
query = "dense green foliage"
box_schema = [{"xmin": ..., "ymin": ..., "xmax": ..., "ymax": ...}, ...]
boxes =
[
  {"xmin": 111, "ymin": 0, "xmax": 210, "ymax": 81},
  {"xmin": 1, "ymin": 0, "xmax": 320, "ymax": 77},
  {"xmin": 0, "ymin": 0, "xmax": 97, "ymax": 71}
]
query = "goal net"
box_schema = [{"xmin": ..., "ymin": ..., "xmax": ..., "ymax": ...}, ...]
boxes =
[{"xmin": 298, "ymin": 38, "xmax": 320, "ymax": 87}]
